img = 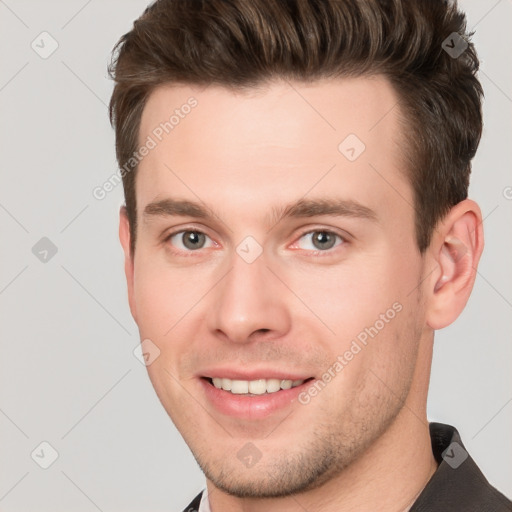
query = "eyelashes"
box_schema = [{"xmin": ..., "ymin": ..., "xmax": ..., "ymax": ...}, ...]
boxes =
[
  {"xmin": 292, "ymin": 230, "xmax": 345, "ymax": 252},
  {"xmin": 165, "ymin": 230, "xmax": 216, "ymax": 253},
  {"xmin": 163, "ymin": 227, "xmax": 348, "ymax": 257}
]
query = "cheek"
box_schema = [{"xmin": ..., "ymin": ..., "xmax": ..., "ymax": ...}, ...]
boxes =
[
  {"xmin": 290, "ymin": 251, "xmax": 421, "ymax": 391},
  {"xmin": 132, "ymin": 269, "xmax": 171, "ymax": 337},
  {"xmin": 313, "ymin": 297, "xmax": 420, "ymax": 428},
  {"xmin": 284, "ymin": 256, "xmax": 403, "ymax": 343},
  {"xmin": 132, "ymin": 253, "xmax": 203, "ymax": 338}
]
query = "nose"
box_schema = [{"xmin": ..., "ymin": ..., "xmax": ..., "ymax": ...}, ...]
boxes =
[{"xmin": 207, "ymin": 247, "xmax": 292, "ymax": 345}]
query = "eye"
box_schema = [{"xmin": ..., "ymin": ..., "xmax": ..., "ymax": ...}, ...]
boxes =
[
  {"xmin": 164, "ymin": 228, "xmax": 346, "ymax": 255},
  {"xmin": 166, "ymin": 230, "xmax": 215, "ymax": 252},
  {"xmin": 295, "ymin": 230, "xmax": 345, "ymax": 252}
]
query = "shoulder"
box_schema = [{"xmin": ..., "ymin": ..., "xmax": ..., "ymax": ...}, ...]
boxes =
[{"xmin": 411, "ymin": 423, "xmax": 512, "ymax": 511}]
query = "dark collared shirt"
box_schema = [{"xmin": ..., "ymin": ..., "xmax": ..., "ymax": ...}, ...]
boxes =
[{"xmin": 183, "ymin": 423, "xmax": 512, "ymax": 511}]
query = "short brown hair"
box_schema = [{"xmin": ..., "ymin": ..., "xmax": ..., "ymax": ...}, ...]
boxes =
[{"xmin": 108, "ymin": 0, "xmax": 483, "ymax": 255}]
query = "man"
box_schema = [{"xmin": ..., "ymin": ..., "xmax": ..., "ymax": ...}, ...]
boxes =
[{"xmin": 108, "ymin": 0, "xmax": 512, "ymax": 510}]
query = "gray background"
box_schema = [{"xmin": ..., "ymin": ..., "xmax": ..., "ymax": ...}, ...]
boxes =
[{"xmin": 0, "ymin": 1, "xmax": 510, "ymax": 510}]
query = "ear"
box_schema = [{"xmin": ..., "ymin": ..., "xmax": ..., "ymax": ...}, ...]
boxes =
[
  {"xmin": 119, "ymin": 206, "xmax": 137, "ymax": 323},
  {"xmin": 424, "ymin": 199, "xmax": 484, "ymax": 330}
]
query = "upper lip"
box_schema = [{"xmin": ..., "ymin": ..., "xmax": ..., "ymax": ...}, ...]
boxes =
[{"xmin": 198, "ymin": 367, "xmax": 314, "ymax": 381}]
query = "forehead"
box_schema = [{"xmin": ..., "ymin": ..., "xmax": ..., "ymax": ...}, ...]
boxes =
[
  {"xmin": 136, "ymin": 76, "xmax": 411, "ymax": 228},
  {"xmin": 139, "ymin": 76, "xmax": 403, "ymax": 155}
]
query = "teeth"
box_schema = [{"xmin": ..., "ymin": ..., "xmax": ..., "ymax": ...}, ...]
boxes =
[
  {"xmin": 231, "ymin": 380, "xmax": 249, "ymax": 394},
  {"xmin": 266, "ymin": 379, "xmax": 281, "ymax": 393},
  {"xmin": 248, "ymin": 379, "xmax": 266, "ymax": 394},
  {"xmin": 280, "ymin": 379, "xmax": 292, "ymax": 390},
  {"xmin": 210, "ymin": 377, "xmax": 305, "ymax": 395}
]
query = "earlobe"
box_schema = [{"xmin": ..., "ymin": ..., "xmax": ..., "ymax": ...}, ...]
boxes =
[
  {"xmin": 119, "ymin": 206, "xmax": 137, "ymax": 322},
  {"xmin": 425, "ymin": 199, "xmax": 484, "ymax": 330}
]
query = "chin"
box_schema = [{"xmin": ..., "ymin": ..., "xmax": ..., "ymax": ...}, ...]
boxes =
[{"xmin": 191, "ymin": 441, "xmax": 345, "ymax": 499}]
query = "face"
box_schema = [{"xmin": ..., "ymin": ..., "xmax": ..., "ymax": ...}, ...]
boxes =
[{"xmin": 123, "ymin": 77, "xmax": 431, "ymax": 497}]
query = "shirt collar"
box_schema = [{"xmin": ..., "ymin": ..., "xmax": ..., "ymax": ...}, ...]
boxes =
[{"xmin": 197, "ymin": 486, "xmax": 211, "ymax": 512}]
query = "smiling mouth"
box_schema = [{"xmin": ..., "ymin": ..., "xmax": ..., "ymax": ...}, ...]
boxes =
[{"xmin": 204, "ymin": 377, "xmax": 314, "ymax": 396}]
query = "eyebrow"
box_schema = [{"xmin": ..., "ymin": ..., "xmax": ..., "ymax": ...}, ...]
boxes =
[{"xmin": 142, "ymin": 197, "xmax": 378, "ymax": 227}]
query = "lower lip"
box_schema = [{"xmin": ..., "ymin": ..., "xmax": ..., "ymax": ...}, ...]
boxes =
[{"xmin": 200, "ymin": 378, "xmax": 312, "ymax": 419}]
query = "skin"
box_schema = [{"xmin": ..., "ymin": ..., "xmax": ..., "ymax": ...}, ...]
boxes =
[{"xmin": 119, "ymin": 76, "xmax": 484, "ymax": 511}]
